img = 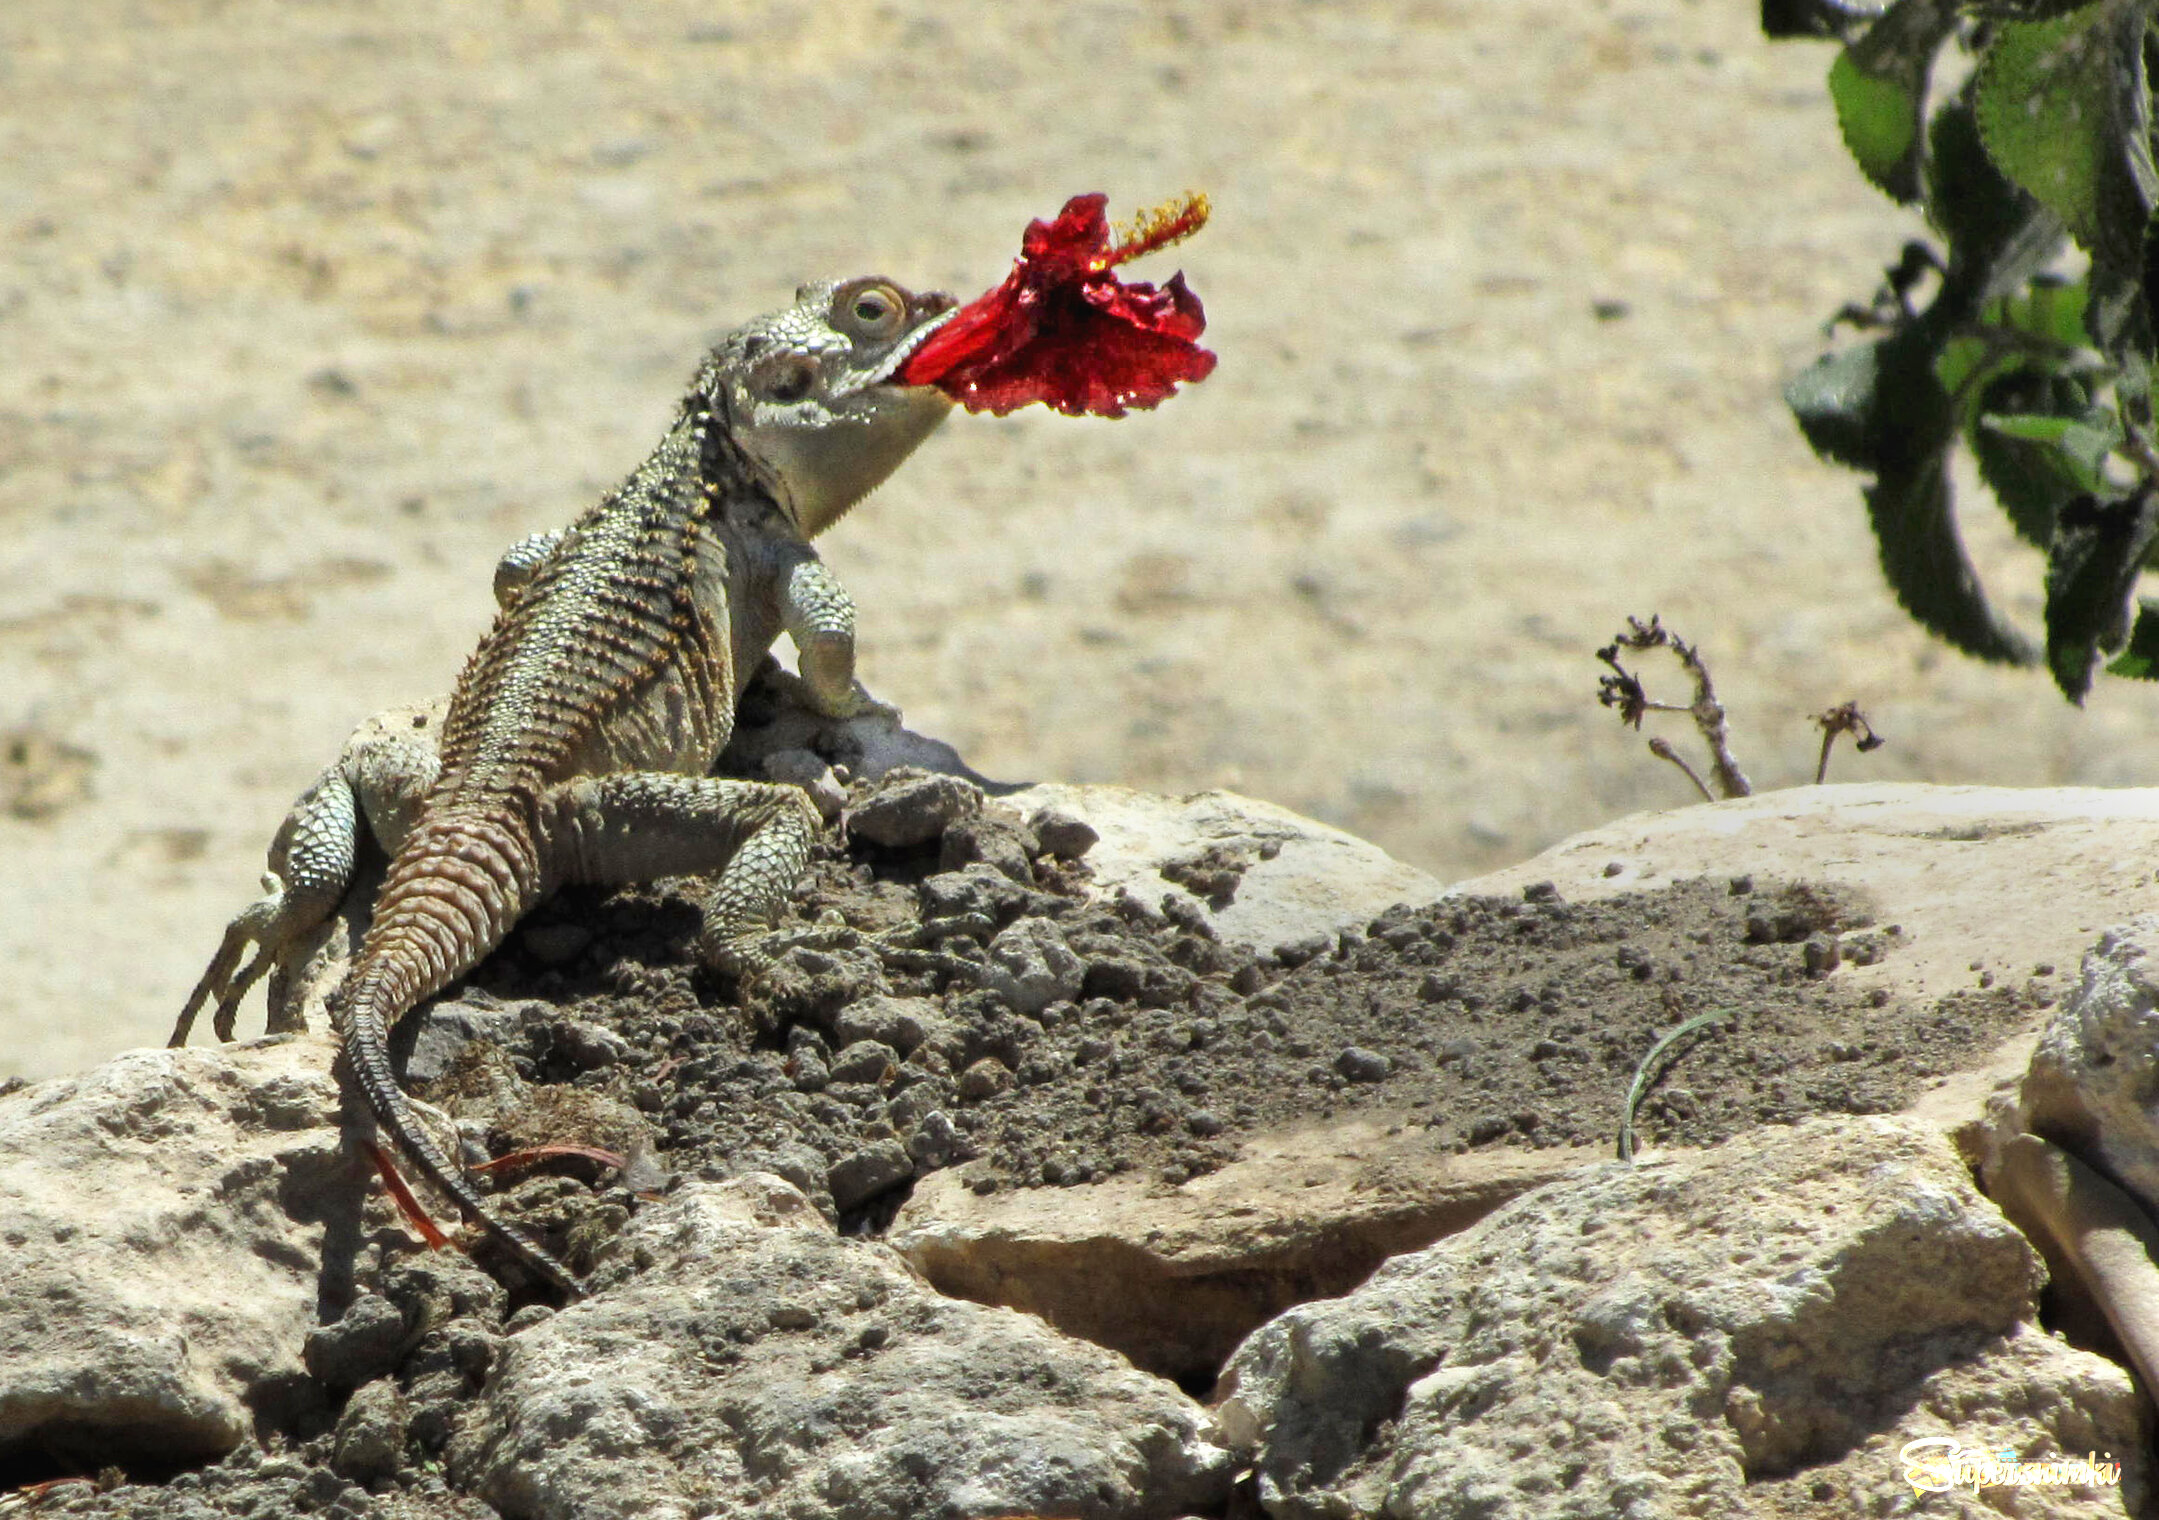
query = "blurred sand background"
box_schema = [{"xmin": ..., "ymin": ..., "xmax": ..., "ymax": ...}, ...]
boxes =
[{"xmin": 2, "ymin": 1, "xmax": 2144, "ymax": 1078}]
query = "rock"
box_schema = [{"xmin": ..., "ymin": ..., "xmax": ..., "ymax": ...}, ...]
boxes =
[
  {"xmin": 1333, "ymin": 1045, "xmax": 1391, "ymax": 1083},
  {"xmin": 976, "ymin": 917, "xmax": 1085, "ymax": 1015},
  {"xmin": 329, "ymin": 1378, "xmax": 408, "ymax": 1485},
  {"xmin": 395, "ymin": 1000, "xmax": 521, "ymax": 1085},
  {"xmin": 2002, "ymin": 916, "xmax": 2159, "ymax": 1205},
  {"xmin": 826, "ymin": 1139, "xmax": 913, "ymax": 1211},
  {"xmin": 1463, "ymin": 782, "xmax": 2159, "ymax": 1018},
  {"xmin": 1216, "ymin": 1117, "xmax": 2143, "ymax": 1519},
  {"xmin": 1005, "ymin": 782, "xmax": 1445, "ymax": 958},
  {"xmin": 0, "ymin": 1035, "xmax": 364, "ymax": 1472},
  {"xmin": 553, "ymin": 1018, "xmax": 630, "ymax": 1070},
  {"xmin": 304, "ymin": 1294, "xmax": 410, "ymax": 1393},
  {"xmin": 833, "ymin": 994, "xmax": 944, "ymax": 1055},
  {"xmin": 827, "ymin": 1038, "xmax": 899, "ymax": 1086},
  {"xmin": 1029, "ymin": 806, "xmax": 1099, "ymax": 860},
  {"xmin": 892, "ymin": 1119, "xmax": 1599, "ymax": 1382},
  {"xmin": 451, "ymin": 1177, "xmax": 1232, "ymax": 1520},
  {"xmin": 956, "ymin": 1056, "xmax": 1013, "ymax": 1101},
  {"xmin": 845, "ymin": 767, "xmax": 983, "ymax": 849},
  {"xmin": 938, "ymin": 812, "xmax": 1037, "ymax": 883}
]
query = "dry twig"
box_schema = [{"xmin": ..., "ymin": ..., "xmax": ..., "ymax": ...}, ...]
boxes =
[
  {"xmin": 1812, "ymin": 701, "xmax": 1885, "ymax": 784},
  {"xmin": 1596, "ymin": 615, "xmax": 1752, "ymax": 800}
]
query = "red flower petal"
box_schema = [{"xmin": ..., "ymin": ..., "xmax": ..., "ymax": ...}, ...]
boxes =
[{"xmin": 901, "ymin": 192, "xmax": 1217, "ymax": 418}]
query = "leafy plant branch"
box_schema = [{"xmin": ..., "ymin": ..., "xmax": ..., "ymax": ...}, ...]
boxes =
[{"xmin": 1769, "ymin": 0, "xmax": 2159, "ymax": 702}]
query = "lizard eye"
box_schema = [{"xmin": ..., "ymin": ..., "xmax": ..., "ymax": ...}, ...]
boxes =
[
  {"xmin": 752, "ymin": 353, "xmax": 818, "ymax": 405},
  {"xmin": 833, "ymin": 280, "xmax": 907, "ymax": 341}
]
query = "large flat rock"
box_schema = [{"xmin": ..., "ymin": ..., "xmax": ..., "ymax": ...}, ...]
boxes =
[
  {"xmin": 893, "ymin": 1121, "xmax": 1599, "ymax": 1383},
  {"xmin": 1218, "ymin": 1116, "xmax": 2144, "ymax": 1519},
  {"xmin": 0, "ymin": 1035, "xmax": 362, "ymax": 1475},
  {"xmin": 1460, "ymin": 783, "xmax": 2159, "ymax": 1005}
]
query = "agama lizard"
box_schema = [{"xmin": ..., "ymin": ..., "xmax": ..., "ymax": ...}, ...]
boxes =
[{"xmin": 171, "ymin": 277, "xmax": 958, "ymax": 1296}]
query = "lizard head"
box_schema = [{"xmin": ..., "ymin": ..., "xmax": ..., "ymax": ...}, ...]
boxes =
[{"xmin": 707, "ymin": 277, "xmax": 957, "ymax": 537}]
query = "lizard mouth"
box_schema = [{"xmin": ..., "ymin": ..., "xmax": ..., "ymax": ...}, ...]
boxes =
[{"xmin": 869, "ymin": 297, "xmax": 960, "ymax": 388}]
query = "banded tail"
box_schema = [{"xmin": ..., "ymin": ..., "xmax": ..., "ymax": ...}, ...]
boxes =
[{"xmin": 333, "ymin": 800, "xmax": 584, "ymax": 1296}]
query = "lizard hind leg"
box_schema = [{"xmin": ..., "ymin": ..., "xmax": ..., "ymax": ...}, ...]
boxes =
[
  {"xmin": 541, "ymin": 773, "xmax": 822, "ymax": 971},
  {"xmin": 171, "ymin": 772, "xmax": 363, "ymax": 1046},
  {"xmin": 174, "ymin": 700, "xmax": 446, "ymax": 1047}
]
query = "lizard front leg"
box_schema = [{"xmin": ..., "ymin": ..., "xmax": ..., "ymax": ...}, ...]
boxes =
[
  {"xmin": 540, "ymin": 772, "xmax": 821, "ymax": 969},
  {"xmin": 172, "ymin": 702, "xmax": 444, "ymax": 1045},
  {"xmin": 493, "ymin": 529, "xmax": 570, "ymax": 607},
  {"xmin": 781, "ymin": 552, "xmax": 897, "ymax": 722}
]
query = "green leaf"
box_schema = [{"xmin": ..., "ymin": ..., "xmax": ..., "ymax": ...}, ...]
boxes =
[
  {"xmin": 2103, "ymin": 598, "xmax": 2159, "ymax": 677},
  {"xmin": 1994, "ymin": 276, "xmax": 2093, "ymax": 349},
  {"xmin": 2046, "ymin": 489, "xmax": 2159, "ymax": 700},
  {"xmin": 1868, "ymin": 455, "xmax": 2041, "ymax": 664},
  {"xmin": 1928, "ymin": 92, "xmax": 2067, "ymax": 316},
  {"xmin": 1789, "ymin": 323, "xmax": 1958, "ymax": 473},
  {"xmin": 1968, "ymin": 367, "xmax": 2102, "ymax": 544},
  {"xmin": 1830, "ymin": 0, "xmax": 1956, "ymax": 202},
  {"xmin": 1979, "ymin": 411, "xmax": 2124, "ymax": 495},
  {"xmin": 1788, "ymin": 343, "xmax": 1893, "ymax": 471},
  {"xmin": 1974, "ymin": 0, "xmax": 2153, "ymax": 266}
]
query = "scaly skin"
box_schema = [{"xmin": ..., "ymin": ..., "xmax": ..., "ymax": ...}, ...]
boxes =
[{"xmin": 175, "ymin": 277, "xmax": 957, "ymax": 1295}]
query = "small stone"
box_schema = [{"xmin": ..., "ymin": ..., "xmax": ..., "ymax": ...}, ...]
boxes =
[
  {"xmin": 977, "ymin": 919, "xmax": 1085, "ymax": 1015},
  {"xmin": 907, "ymin": 1110, "xmax": 963, "ymax": 1168},
  {"xmin": 847, "ymin": 768, "xmax": 983, "ymax": 849},
  {"xmin": 827, "ymin": 1140, "xmax": 914, "ymax": 1211},
  {"xmin": 1336, "ymin": 1047, "xmax": 1392, "ymax": 1084},
  {"xmin": 329, "ymin": 1379, "xmax": 408, "ymax": 1484},
  {"xmin": 1029, "ymin": 807, "xmax": 1099, "ymax": 859},
  {"xmin": 835, "ymin": 995, "xmax": 944, "ymax": 1054},
  {"xmin": 556, "ymin": 1019, "xmax": 629, "ymax": 1069},
  {"xmin": 940, "ymin": 815, "xmax": 1038, "ymax": 883},
  {"xmin": 1521, "ymin": 880, "xmax": 1560, "ymax": 904},
  {"xmin": 1276, "ymin": 934, "xmax": 1330, "ymax": 967},
  {"xmin": 304, "ymin": 1294, "xmax": 408, "ymax": 1391},
  {"xmin": 958, "ymin": 1057, "xmax": 1015, "ymax": 1102},
  {"xmin": 1804, "ymin": 934, "xmax": 1841, "ymax": 974},
  {"xmin": 400, "ymin": 1003, "xmax": 521, "ymax": 1085},
  {"xmin": 829, "ymin": 1040, "xmax": 899, "ymax": 1086},
  {"xmin": 1186, "ymin": 1109, "xmax": 1225, "ymax": 1137}
]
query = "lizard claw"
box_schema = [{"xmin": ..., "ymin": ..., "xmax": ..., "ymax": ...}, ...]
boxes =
[
  {"xmin": 803, "ymin": 679, "xmax": 901, "ymax": 726},
  {"xmin": 171, "ymin": 877, "xmax": 338, "ymax": 1045},
  {"xmin": 171, "ymin": 893, "xmax": 283, "ymax": 1046}
]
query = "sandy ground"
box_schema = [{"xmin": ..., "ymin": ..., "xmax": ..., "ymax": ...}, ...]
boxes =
[{"xmin": 2, "ymin": 1, "xmax": 2146, "ymax": 1080}]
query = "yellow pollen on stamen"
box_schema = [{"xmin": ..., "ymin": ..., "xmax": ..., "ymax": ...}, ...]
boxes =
[{"xmin": 1105, "ymin": 191, "xmax": 1211, "ymax": 268}]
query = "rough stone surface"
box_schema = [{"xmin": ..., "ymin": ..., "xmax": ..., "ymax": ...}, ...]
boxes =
[
  {"xmin": 893, "ymin": 1120, "xmax": 1599, "ymax": 1383},
  {"xmin": 845, "ymin": 767, "xmax": 984, "ymax": 849},
  {"xmin": 2000, "ymin": 915, "xmax": 2159, "ymax": 1203},
  {"xmin": 977, "ymin": 916, "xmax": 1086, "ymax": 1015},
  {"xmin": 1216, "ymin": 1117, "xmax": 2143, "ymax": 1519},
  {"xmin": 0, "ymin": 1034, "xmax": 362, "ymax": 1475},
  {"xmin": 451, "ymin": 1177, "xmax": 1232, "ymax": 1520},
  {"xmin": 1465, "ymin": 784, "xmax": 2159, "ymax": 1014},
  {"xmin": 1006, "ymin": 783, "xmax": 1447, "ymax": 958}
]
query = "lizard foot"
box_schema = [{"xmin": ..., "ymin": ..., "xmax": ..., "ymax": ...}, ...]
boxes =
[
  {"xmin": 802, "ymin": 679, "xmax": 901, "ymax": 726},
  {"xmin": 171, "ymin": 878, "xmax": 327, "ymax": 1045}
]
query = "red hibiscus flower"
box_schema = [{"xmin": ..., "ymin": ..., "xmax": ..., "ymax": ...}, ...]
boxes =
[{"xmin": 900, "ymin": 192, "xmax": 1217, "ymax": 418}]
